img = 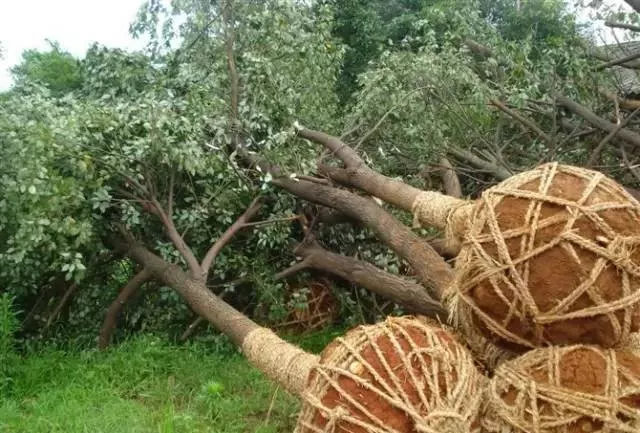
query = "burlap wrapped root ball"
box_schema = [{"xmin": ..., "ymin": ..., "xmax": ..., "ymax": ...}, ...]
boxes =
[
  {"xmin": 483, "ymin": 345, "xmax": 640, "ymax": 432},
  {"xmin": 445, "ymin": 162, "xmax": 640, "ymax": 352},
  {"xmin": 294, "ymin": 315, "xmax": 487, "ymax": 433}
]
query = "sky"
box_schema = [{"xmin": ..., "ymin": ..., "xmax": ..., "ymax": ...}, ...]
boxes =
[
  {"xmin": 0, "ymin": 0, "xmax": 149, "ymax": 90},
  {"xmin": 0, "ymin": 0, "xmax": 636, "ymax": 91}
]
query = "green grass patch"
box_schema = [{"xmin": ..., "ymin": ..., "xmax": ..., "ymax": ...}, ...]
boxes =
[{"xmin": 0, "ymin": 334, "xmax": 308, "ymax": 433}]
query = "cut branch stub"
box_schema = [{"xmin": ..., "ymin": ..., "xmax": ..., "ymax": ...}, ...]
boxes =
[
  {"xmin": 294, "ymin": 315, "xmax": 487, "ymax": 433},
  {"xmin": 445, "ymin": 162, "xmax": 640, "ymax": 353},
  {"xmin": 483, "ymin": 345, "xmax": 640, "ymax": 433}
]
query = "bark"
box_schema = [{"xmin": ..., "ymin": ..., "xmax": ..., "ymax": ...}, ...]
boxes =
[
  {"xmin": 111, "ymin": 236, "xmax": 258, "ymax": 347},
  {"xmin": 555, "ymin": 93, "xmax": 640, "ymax": 149},
  {"xmin": 98, "ymin": 268, "xmax": 152, "ymax": 349},
  {"xmin": 109, "ymin": 234, "xmax": 319, "ymax": 395},
  {"xmin": 448, "ymin": 147, "xmax": 512, "ymax": 180},
  {"xmin": 293, "ymin": 240, "xmax": 446, "ymax": 320},
  {"xmin": 271, "ymin": 176, "xmax": 454, "ymax": 299},
  {"xmin": 438, "ymin": 157, "xmax": 462, "ymax": 198},
  {"xmin": 44, "ymin": 283, "xmax": 78, "ymax": 331},
  {"xmin": 605, "ymin": 20, "xmax": 640, "ymax": 32}
]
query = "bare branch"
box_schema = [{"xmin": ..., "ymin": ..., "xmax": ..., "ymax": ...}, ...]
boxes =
[
  {"xmin": 438, "ymin": 157, "xmax": 462, "ymax": 198},
  {"xmin": 490, "ymin": 99, "xmax": 553, "ymax": 144},
  {"xmin": 448, "ymin": 147, "xmax": 512, "ymax": 180},
  {"xmin": 294, "ymin": 239, "xmax": 446, "ymax": 319},
  {"xmin": 200, "ymin": 197, "xmax": 263, "ymax": 278},
  {"xmin": 555, "ymin": 93, "xmax": 640, "ymax": 149},
  {"xmin": 242, "ymin": 215, "xmax": 300, "ymax": 229},
  {"xmin": 587, "ymin": 107, "xmax": 640, "ymax": 167},
  {"xmin": 98, "ymin": 269, "xmax": 152, "ymax": 349},
  {"xmin": 605, "ymin": 20, "xmax": 640, "ymax": 33},
  {"xmin": 44, "ymin": 283, "xmax": 78, "ymax": 331},
  {"xmin": 168, "ymin": 170, "xmax": 175, "ymax": 219},
  {"xmin": 274, "ymin": 261, "xmax": 311, "ymax": 281},
  {"xmin": 597, "ymin": 49, "xmax": 640, "ymax": 70}
]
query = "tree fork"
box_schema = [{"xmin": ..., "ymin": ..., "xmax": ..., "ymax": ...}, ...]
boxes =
[{"xmin": 109, "ymin": 234, "xmax": 318, "ymax": 396}]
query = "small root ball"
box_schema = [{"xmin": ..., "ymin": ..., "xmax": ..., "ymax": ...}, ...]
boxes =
[
  {"xmin": 294, "ymin": 315, "xmax": 486, "ymax": 433},
  {"xmin": 483, "ymin": 345, "xmax": 640, "ymax": 433},
  {"xmin": 449, "ymin": 162, "xmax": 640, "ymax": 351}
]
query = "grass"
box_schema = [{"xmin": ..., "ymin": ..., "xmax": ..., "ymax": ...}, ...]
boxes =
[{"xmin": 0, "ymin": 329, "xmax": 344, "ymax": 433}]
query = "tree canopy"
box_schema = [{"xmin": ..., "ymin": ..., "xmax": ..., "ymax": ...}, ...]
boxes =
[{"xmin": 3, "ymin": 0, "xmax": 640, "ymax": 352}]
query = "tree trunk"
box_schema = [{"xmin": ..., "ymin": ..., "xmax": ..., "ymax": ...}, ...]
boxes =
[
  {"xmin": 98, "ymin": 268, "xmax": 152, "ymax": 350},
  {"xmin": 110, "ymin": 235, "xmax": 318, "ymax": 396},
  {"xmin": 294, "ymin": 240, "xmax": 446, "ymax": 320}
]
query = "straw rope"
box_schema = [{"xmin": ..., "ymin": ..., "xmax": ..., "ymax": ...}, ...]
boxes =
[
  {"xmin": 449, "ymin": 162, "xmax": 640, "ymax": 349},
  {"xmin": 483, "ymin": 345, "xmax": 640, "ymax": 432},
  {"xmin": 411, "ymin": 191, "xmax": 473, "ymax": 251},
  {"xmin": 242, "ymin": 327, "xmax": 320, "ymax": 396},
  {"xmin": 294, "ymin": 315, "xmax": 486, "ymax": 433}
]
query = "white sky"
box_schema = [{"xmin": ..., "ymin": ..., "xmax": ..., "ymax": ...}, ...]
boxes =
[
  {"xmin": 0, "ymin": 0, "xmax": 636, "ymax": 91},
  {"xmin": 0, "ymin": 0, "xmax": 148, "ymax": 90}
]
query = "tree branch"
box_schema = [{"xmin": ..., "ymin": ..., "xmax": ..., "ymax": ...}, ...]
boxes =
[
  {"xmin": 293, "ymin": 239, "xmax": 446, "ymax": 320},
  {"xmin": 150, "ymin": 196, "xmax": 203, "ymax": 278},
  {"xmin": 200, "ymin": 197, "xmax": 263, "ymax": 279},
  {"xmin": 44, "ymin": 283, "xmax": 78, "ymax": 331},
  {"xmin": 597, "ymin": 49, "xmax": 640, "ymax": 70},
  {"xmin": 605, "ymin": 20, "xmax": 640, "ymax": 33},
  {"xmin": 489, "ymin": 99, "xmax": 553, "ymax": 144},
  {"xmin": 587, "ymin": 107, "xmax": 640, "ymax": 167},
  {"xmin": 555, "ymin": 93, "xmax": 640, "ymax": 149},
  {"xmin": 270, "ymin": 176, "xmax": 454, "ymax": 299},
  {"xmin": 438, "ymin": 157, "xmax": 462, "ymax": 198},
  {"xmin": 98, "ymin": 268, "xmax": 152, "ymax": 349},
  {"xmin": 448, "ymin": 147, "xmax": 512, "ymax": 180}
]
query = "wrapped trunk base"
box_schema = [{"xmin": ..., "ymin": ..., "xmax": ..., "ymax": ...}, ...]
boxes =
[
  {"xmin": 294, "ymin": 315, "xmax": 486, "ymax": 433},
  {"xmin": 484, "ymin": 344, "xmax": 640, "ymax": 432}
]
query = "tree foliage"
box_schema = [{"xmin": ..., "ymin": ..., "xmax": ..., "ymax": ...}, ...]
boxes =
[{"xmin": 1, "ymin": 0, "xmax": 638, "ymax": 348}]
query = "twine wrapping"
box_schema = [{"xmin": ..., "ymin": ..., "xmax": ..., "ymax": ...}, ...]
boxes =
[
  {"xmin": 294, "ymin": 315, "xmax": 486, "ymax": 433},
  {"xmin": 411, "ymin": 191, "xmax": 473, "ymax": 251},
  {"xmin": 241, "ymin": 327, "xmax": 320, "ymax": 396},
  {"xmin": 449, "ymin": 162, "xmax": 640, "ymax": 350},
  {"xmin": 443, "ymin": 284, "xmax": 518, "ymax": 372},
  {"xmin": 483, "ymin": 345, "xmax": 640, "ymax": 432}
]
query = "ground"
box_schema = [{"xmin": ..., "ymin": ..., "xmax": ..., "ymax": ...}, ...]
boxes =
[{"xmin": 0, "ymin": 329, "xmax": 342, "ymax": 433}]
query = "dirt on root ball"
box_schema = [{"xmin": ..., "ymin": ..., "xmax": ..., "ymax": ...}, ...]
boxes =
[
  {"xmin": 485, "ymin": 345, "xmax": 640, "ymax": 433},
  {"xmin": 455, "ymin": 163, "xmax": 640, "ymax": 351},
  {"xmin": 294, "ymin": 316, "xmax": 485, "ymax": 433}
]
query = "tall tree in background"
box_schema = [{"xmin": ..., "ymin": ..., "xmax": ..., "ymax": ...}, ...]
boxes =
[{"xmin": 10, "ymin": 40, "xmax": 83, "ymax": 96}]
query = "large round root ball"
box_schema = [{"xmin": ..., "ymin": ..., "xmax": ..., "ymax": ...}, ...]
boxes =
[
  {"xmin": 294, "ymin": 315, "xmax": 486, "ymax": 433},
  {"xmin": 483, "ymin": 345, "xmax": 640, "ymax": 432},
  {"xmin": 448, "ymin": 162, "xmax": 640, "ymax": 351}
]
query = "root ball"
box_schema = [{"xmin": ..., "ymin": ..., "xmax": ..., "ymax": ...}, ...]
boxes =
[
  {"xmin": 484, "ymin": 345, "xmax": 640, "ymax": 433},
  {"xmin": 448, "ymin": 162, "xmax": 640, "ymax": 351},
  {"xmin": 294, "ymin": 315, "xmax": 486, "ymax": 433}
]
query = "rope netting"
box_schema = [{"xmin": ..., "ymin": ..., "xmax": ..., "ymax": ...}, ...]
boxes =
[
  {"xmin": 445, "ymin": 162, "xmax": 640, "ymax": 350},
  {"xmin": 483, "ymin": 345, "xmax": 640, "ymax": 432},
  {"xmin": 294, "ymin": 315, "xmax": 486, "ymax": 433}
]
